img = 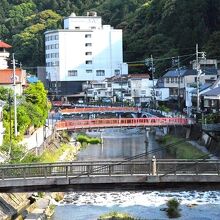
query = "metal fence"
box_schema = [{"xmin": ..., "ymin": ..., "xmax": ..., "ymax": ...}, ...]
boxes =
[{"xmin": 0, "ymin": 159, "xmax": 220, "ymax": 180}]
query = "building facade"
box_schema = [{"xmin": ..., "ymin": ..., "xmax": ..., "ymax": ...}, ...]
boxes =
[{"xmin": 45, "ymin": 12, "xmax": 128, "ymax": 97}]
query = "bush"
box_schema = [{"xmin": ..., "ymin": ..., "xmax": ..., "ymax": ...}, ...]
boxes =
[
  {"xmin": 76, "ymin": 134, "xmax": 101, "ymax": 144},
  {"xmin": 98, "ymin": 211, "xmax": 135, "ymax": 220},
  {"xmin": 166, "ymin": 198, "xmax": 181, "ymax": 218}
]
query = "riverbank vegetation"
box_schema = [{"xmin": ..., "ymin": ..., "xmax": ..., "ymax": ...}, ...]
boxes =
[
  {"xmin": 0, "ymin": 83, "xmax": 50, "ymax": 163},
  {"xmin": 161, "ymin": 135, "xmax": 208, "ymax": 159},
  {"xmin": 98, "ymin": 211, "xmax": 135, "ymax": 220},
  {"xmin": 76, "ymin": 133, "xmax": 101, "ymax": 145},
  {"xmin": 166, "ymin": 198, "xmax": 181, "ymax": 218}
]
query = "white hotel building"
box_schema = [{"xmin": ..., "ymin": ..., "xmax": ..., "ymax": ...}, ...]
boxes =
[{"xmin": 44, "ymin": 12, "xmax": 128, "ymax": 96}]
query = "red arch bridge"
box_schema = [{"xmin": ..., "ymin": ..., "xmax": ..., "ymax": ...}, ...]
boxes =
[{"xmin": 55, "ymin": 117, "xmax": 190, "ymax": 131}]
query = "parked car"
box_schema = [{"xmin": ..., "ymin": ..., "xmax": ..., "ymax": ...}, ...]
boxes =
[{"xmin": 102, "ymin": 98, "xmax": 112, "ymax": 103}]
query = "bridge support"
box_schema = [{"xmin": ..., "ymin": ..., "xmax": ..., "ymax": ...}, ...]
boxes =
[{"xmin": 152, "ymin": 156, "xmax": 157, "ymax": 176}]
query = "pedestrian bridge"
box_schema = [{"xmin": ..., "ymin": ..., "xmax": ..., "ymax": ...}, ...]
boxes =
[
  {"xmin": 55, "ymin": 117, "xmax": 190, "ymax": 131},
  {"xmin": 0, "ymin": 159, "xmax": 220, "ymax": 192},
  {"xmin": 60, "ymin": 107, "xmax": 139, "ymax": 115}
]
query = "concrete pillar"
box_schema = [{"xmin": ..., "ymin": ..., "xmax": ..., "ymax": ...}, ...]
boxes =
[{"xmin": 152, "ymin": 155, "xmax": 157, "ymax": 176}]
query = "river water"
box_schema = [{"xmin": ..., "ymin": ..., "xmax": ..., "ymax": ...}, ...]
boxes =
[{"xmin": 52, "ymin": 128, "xmax": 220, "ymax": 220}]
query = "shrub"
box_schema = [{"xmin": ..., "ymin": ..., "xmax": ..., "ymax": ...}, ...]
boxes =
[
  {"xmin": 76, "ymin": 134, "xmax": 101, "ymax": 144},
  {"xmin": 166, "ymin": 198, "xmax": 181, "ymax": 218}
]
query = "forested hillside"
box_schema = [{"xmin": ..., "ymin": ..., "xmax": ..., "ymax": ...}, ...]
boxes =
[{"xmin": 0, "ymin": 0, "xmax": 220, "ymax": 76}]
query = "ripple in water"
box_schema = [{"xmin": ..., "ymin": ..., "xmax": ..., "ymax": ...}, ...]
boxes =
[{"xmin": 52, "ymin": 191, "xmax": 220, "ymax": 220}]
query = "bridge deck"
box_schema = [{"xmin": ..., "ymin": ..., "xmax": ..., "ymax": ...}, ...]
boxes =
[
  {"xmin": 55, "ymin": 117, "xmax": 189, "ymax": 130},
  {"xmin": 0, "ymin": 160, "xmax": 220, "ymax": 191}
]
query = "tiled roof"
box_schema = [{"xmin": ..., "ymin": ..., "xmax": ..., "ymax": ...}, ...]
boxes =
[
  {"xmin": 190, "ymin": 83, "xmax": 212, "ymax": 94},
  {"xmin": 27, "ymin": 75, "xmax": 39, "ymax": 83},
  {"xmin": 0, "ymin": 69, "xmax": 25, "ymax": 84},
  {"xmin": 128, "ymin": 74, "xmax": 150, "ymax": 79},
  {"xmin": 163, "ymin": 68, "xmax": 217, "ymax": 77},
  {"xmin": 0, "ymin": 41, "xmax": 12, "ymax": 48},
  {"xmin": 163, "ymin": 69, "xmax": 196, "ymax": 77},
  {"xmin": 202, "ymin": 86, "xmax": 220, "ymax": 96}
]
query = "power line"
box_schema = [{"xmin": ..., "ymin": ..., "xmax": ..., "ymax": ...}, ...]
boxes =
[
  {"xmin": 73, "ymin": 138, "xmax": 187, "ymax": 178},
  {"xmin": 126, "ymin": 53, "xmax": 195, "ymax": 65}
]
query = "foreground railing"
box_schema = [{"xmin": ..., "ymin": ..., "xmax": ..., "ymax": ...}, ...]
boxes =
[
  {"xmin": 0, "ymin": 159, "xmax": 220, "ymax": 180},
  {"xmin": 55, "ymin": 117, "xmax": 189, "ymax": 130}
]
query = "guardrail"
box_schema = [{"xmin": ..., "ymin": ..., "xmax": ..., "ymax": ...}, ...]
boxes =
[
  {"xmin": 55, "ymin": 117, "xmax": 189, "ymax": 130},
  {"xmin": 60, "ymin": 107, "xmax": 139, "ymax": 114},
  {"xmin": 0, "ymin": 159, "xmax": 219, "ymax": 180},
  {"xmin": 202, "ymin": 123, "xmax": 220, "ymax": 132}
]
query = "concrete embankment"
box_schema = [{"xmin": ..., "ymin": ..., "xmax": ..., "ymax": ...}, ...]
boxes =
[
  {"xmin": 166, "ymin": 124, "xmax": 220, "ymax": 157},
  {"xmin": 0, "ymin": 193, "xmax": 31, "ymax": 219}
]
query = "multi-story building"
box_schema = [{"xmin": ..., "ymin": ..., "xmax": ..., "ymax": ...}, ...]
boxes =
[
  {"xmin": 0, "ymin": 41, "xmax": 11, "ymax": 69},
  {"xmin": 45, "ymin": 11, "xmax": 128, "ymax": 97},
  {"xmin": 0, "ymin": 41, "xmax": 26, "ymax": 95},
  {"xmin": 163, "ymin": 68, "xmax": 218, "ymax": 99}
]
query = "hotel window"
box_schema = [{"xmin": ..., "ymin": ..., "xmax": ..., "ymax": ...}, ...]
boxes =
[
  {"xmin": 86, "ymin": 60, "xmax": 92, "ymax": 64},
  {"xmin": 114, "ymin": 69, "xmax": 120, "ymax": 76},
  {"xmin": 166, "ymin": 78, "xmax": 169, "ymax": 83},
  {"xmin": 86, "ymin": 69, "xmax": 92, "ymax": 73},
  {"xmin": 85, "ymin": 52, "xmax": 92, "ymax": 55},
  {"xmin": 85, "ymin": 43, "xmax": 92, "ymax": 47},
  {"xmin": 171, "ymin": 78, "xmax": 174, "ymax": 83},
  {"xmin": 55, "ymin": 35, "xmax": 59, "ymax": 40},
  {"xmin": 68, "ymin": 70, "xmax": 78, "ymax": 76},
  {"xmin": 85, "ymin": 34, "xmax": 91, "ymax": 38},
  {"xmin": 96, "ymin": 70, "xmax": 105, "ymax": 76},
  {"xmin": 55, "ymin": 44, "xmax": 59, "ymax": 49}
]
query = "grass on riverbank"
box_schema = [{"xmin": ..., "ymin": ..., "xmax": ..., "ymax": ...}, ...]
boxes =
[
  {"xmin": 76, "ymin": 133, "xmax": 101, "ymax": 145},
  {"xmin": 161, "ymin": 135, "xmax": 209, "ymax": 159},
  {"xmin": 39, "ymin": 143, "xmax": 76, "ymax": 162},
  {"xmin": 98, "ymin": 211, "xmax": 135, "ymax": 220}
]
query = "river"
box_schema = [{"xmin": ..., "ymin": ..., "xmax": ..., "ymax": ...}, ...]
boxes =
[{"xmin": 51, "ymin": 128, "xmax": 220, "ymax": 220}]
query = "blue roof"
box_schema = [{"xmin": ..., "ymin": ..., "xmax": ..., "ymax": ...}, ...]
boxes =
[
  {"xmin": 190, "ymin": 83, "xmax": 212, "ymax": 94},
  {"xmin": 163, "ymin": 69, "xmax": 196, "ymax": 77},
  {"xmin": 27, "ymin": 76, "xmax": 39, "ymax": 83},
  {"xmin": 202, "ymin": 86, "xmax": 220, "ymax": 96},
  {"xmin": 163, "ymin": 68, "xmax": 217, "ymax": 77}
]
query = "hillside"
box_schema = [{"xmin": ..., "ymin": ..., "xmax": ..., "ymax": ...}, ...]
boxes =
[{"xmin": 0, "ymin": 0, "xmax": 220, "ymax": 76}]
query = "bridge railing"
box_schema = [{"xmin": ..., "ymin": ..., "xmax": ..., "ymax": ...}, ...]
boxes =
[
  {"xmin": 0, "ymin": 160, "xmax": 220, "ymax": 180},
  {"xmin": 60, "ymin": 107, "xmax": 139, "ymax": 114},
  {"xmin": 55, "ymin": 117, "xmax": 189, "ymax": 130},
  {"xmin": 156, "ymin": 160, "xmax": 220, "ymax": 175}
]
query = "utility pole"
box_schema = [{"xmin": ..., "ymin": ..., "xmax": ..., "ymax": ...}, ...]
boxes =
[
  {"xmin": 172, "ymin": 56, "xmax": 181, "ymax": 110},
  {"xmin": 196, "ymin": 44, "xmax": 206, "ymax": 114},
  {"xmin": 12, "ymin": 53, "xmax": 17, "ymax": 137},
  {"xmin": 145, "ymin": 56, "xmax": 156, "ymax": 109},
  {"xmin": 8, "ymin": 93, "xmax": 12, "ymax": 158},
  {"xmin": 151, "ymin": 55, "xmax": 156, "ymax": 109}
]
